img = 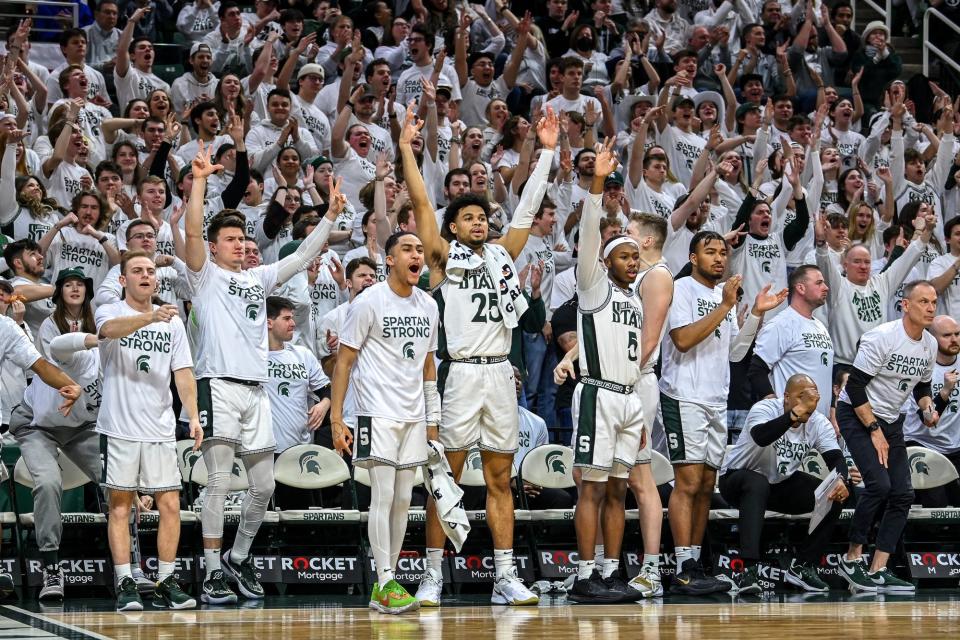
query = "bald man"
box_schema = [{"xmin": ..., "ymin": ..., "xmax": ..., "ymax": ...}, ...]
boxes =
[
  {"xmin": 902, "ymin": 315, "xmax": 960, "ymax": 507},
  {"xmin": 718, "ymin": 374, "xmax": 850, "ymax": 594}
]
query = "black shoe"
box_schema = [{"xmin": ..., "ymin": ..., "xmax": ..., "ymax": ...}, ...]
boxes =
[
  {"xmin": 671, "ymin": 559, "xmax": 725, "ymax": 595},
  {"xmin": 567, "ymin": 570, "xmax": 623, "ymax": 604},
  {"xmin": 696, "ymin": 560, "xmax": 734, "ymax": 594},
  {"xmin": 734, "ymin": 565, "xmax": 762, "ymax": 595},
  {"xmin": 603, "ymin": 574, "xmax": 644, "ymax": 603},
  {"xmin": 221, "ymin": 549, "xmax": 264, "ymax": 599},
  {"xmin": 0, "ymin": 572, "xmax": 14, "ymax": 598}
]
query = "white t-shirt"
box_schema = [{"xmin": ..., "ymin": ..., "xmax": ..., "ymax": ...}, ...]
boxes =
[
  {"xmin": 544, "ymin": 94, "xmax": 602, "ymax": 119},
  {"xmin": 94, "ymin": 301, "xmax": 193, "ymax": 441},
  {"xmin": 517, "ymin": 406, "xmax": 549, "ymax": 466},
  {"xmin": 46, "ymin": 63, "xmax": 108, "ymax": 105},
  {"xmin": 396, "ymin": 62, "xmax": 462, "ymax": 108},
  {"xmin": 660, "ymin": 276, "xmax": 739, "ymax": 406},
  {"xmin": 332, "ymin": 147, "xmax": 377, "ymax": 211},
  {"xmin": 46, "ymin": 226, "xmax": 115, "ymax": 288},
  {"xmin": 753, "ymin": 306, "xmax": 834, "ymax": 415},
  {"xmin": 186, "ymin": 259, "xmax": 279, "ymax": 381},
  {"xmin": 343, "ymin": 246, "xmax": 386, "ymax": 282},
  {"xmin": 267, "ymin": 343, "xmax": 329, "ymax": 452},
  {"xmin": 838, "ymin": 319, "xmax": 936, "ymax": 423},
  {"xmin": 659, "ymin": 125, "xmax": 706, "ymax": 185},
  {"xmin": 0, "ymin": 315, "xmax": 41, "ymax": 374},
  {"xmin": 114, "ymin": 66, "xmax": 171, "ymax": 116},
  {"xmin": 42, "ymin": 162, "xmax": 90, "ymax": 209},
  {"xmin": 459, "ymin": 77, "xmax": 509, "ymax": 130},
  {"xmin": 721, "ymin": 399, "xmax": 840, "ymax": 483},
  {"xmin": 339, "ymin": 281, "xmax": 439, "ymax": 421},
  {"xmin": 26, "ymin": 336, "xmax": 101, "ymax": 428},
  {"xmin": 902, "ymin": 358, "xmax": 960, "ymax": 454},
  {"xmin": 928, "ymin": 253, "xmax": 960, "ymax": 319}
]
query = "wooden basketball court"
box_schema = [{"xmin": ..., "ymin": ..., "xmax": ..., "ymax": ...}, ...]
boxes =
[{"xmin": 0, "ymin": 594, "xmax": 957, "ymax": 640}]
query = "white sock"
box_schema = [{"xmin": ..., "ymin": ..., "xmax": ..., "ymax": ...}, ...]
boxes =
[
  {"xmin": 378, "ymin": 567, "xmax": 395, "ymax": 588},
  {"xmin": 115, "ymin": 563, "xmax": 132, "ymax": 587},
  {"xmin": 231, "ymin": 531, "xmax": 255, "ymax": 563},
  {"xmin": 578, "ymin": 559, "xmax": 596, "ymax": 580},
  {"xmin": 675, "ymin": 546, "xmax": 692, "ymax": 568},
  {"xmin": 493, "ymin": 549, "xmax": 514, "ymax": 580},
  {"xmin": 642, "ymin": 553, "xmax": 659, "ymax": 571},
  {"xmin": 158, "ymin": 561, "xmax": 176, "ymax": 582},
  {"xmin": 204, "ymin": 548, "xmax": 222, "ymax": 578},
  {"xmin": 426, "ymin": 547, "xmax": 444, "ymax": 577},
  {"xmin": 691, "ymin": 545, "xmax": 701, "ymax": 562},
  {"xmin": 594, "ymin": 544, "xmax": 605, "ymax": 566},
  {"xmin": 602, "ymin": 559, "xmax": 620, "ymax": 579}
]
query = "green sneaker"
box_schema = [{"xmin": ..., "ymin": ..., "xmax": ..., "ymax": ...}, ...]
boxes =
[
  {"xmin": 838, "ymin": 555, "xmax": 877, "ymax": 592},
  {"xmin": 116, "ymin": 577, "xmax": 144, "ymax": 611},
  {"xmin": 785, "ymin": 560, "xmax": 829, "ymax": 592},
  {"xmin": 869, "ymin": 568, "xmax": 915, "ymax": 592},
  {"xmin": 372, "ymin": 579, "xmax": 420, "ymax": 614},
  {"xmin": 368, "ymin": 582, "xmax": 381, "ymax": 611},
  {"xmin": 153, "ymin": 575, "xmax": 197, "ymax": 609}
]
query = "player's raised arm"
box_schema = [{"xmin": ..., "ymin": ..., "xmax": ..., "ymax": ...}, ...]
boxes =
[
  {"xmin": 577, "ymin": 138, "xmax": 617, "ymax": 290},
  {"xmin": 185, "ymin": 142, "xmax": 223, "ymax": 272},
  {"xmin": 398, "ymin": 102, "xmax": 447, "ymax": 269}
]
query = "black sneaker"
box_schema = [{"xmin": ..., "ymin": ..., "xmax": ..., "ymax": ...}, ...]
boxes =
[
  {"xmin": 671, "ymin": 559, "xmax": 725, "ymax": 595},
  {"xmin": 201, "ymin": 570, "xmax": 238, "ymax": 605},
  {"xmin": 567, "ymin": 570, "xmax": 623, "ymax": 604},
  {"xmin": 696, "ymin": 560, "xmax": 734, "ymax": 594},
  {"xmin": 734, "ymin": 565, "xmax": 762, "ymax": 595},
  {"xmin": 0, "ymin": 571, "xmax": 14, "ymax": 598},
  {"xmin": 603, "ymin": 574, "xmax": 645, "ymax": 603},
  {"xmin": 153, "ymin": 575, "xmax": 197, "ymax": 609},
  {"xmin": 116, "ymin": 577, "xmax": 144, "ymax": 611},
  {"xmin": 39, "ymin": 566, "xmax": 64, "ymax": 601},
  {"xmin": 221, "ymin": 549, "xmax": 265, "ymax": 599}
]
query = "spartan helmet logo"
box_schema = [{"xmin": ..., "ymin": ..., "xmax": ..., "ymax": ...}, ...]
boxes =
[
  {"xmin": 806, "ymin": 458, "xmax": 822, "ymax": 475},
  {"xmin": 468, "ymin": 450, "xmax": 482, "ymax": 470},
  {"xmin": 402, "ymin": 341, "xmax": 415, "ymax": 359},
  {"xmin": 820, "ymin": 352, "xmax": 829, "ymax": 367},
  {"xmin": 298, "ymin": 451, "xmax": 322, "ymax": 475},
  {"xmin": 951, "ymin": 403, "xmax": 958, "ymax": 414},
  {"xmin": 909, "ymin": 452, "xmax": 931, "ymax": 475},
  {"xmin": 761, "ymin": 261, "xmax": 771, "ymax": 274},
  {"xmin": 136, "ymin": 355, "xmax": 151, "ymax": 373},
  {"xmin": 545, "ymin": 451, "xmax": 566, "ymax": 474},
  {"xmin": 278, "ymin": 382, "xmax": 290, "ymax": 397},
  {"xmin": 897, "ymin": 379, "xmax": 910, "ymax": 392},
  {"xmin": 231, "ymin": 462, "xmax": 242, "ymax": 477},
  {"xmin": 245, "ymin": 304, "xmax": 259, "ymax": 321},
  {"xmin": 182, "ymin": 448, "xmax": 200, "ymax": 468},
  {"xmin": 777, "ymin": 461, "xmax": 789, "ymax": 475}
]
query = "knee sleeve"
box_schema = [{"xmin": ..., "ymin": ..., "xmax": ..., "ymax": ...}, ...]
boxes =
[
  {"xmin": 239, "ymin": 452, "xmax": 276, "ymax": 538},
  {"xmin": 200, "ymin": 443, "xmax": 237, "ymax": 539}
]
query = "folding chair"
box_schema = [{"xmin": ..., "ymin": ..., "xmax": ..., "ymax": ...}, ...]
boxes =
[
  {"xmin": 516, "ymin": 444, "xmax": 575, "ymax": 521},
  {"xmin": 907, "ymin": 446, "xmax": 960, "ymax": 491}
]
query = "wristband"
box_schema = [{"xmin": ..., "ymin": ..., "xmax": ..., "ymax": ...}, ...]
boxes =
[
  {"xmin": 98, "ymin": 236, "xmax": 109, "ymax": 244},
  {"xmin": 864, "ymin": 420, "xmax": 879, "ymax": 433},
  {"xmin": 424, "ymin": 381, "xmax": 441, "ymax": 426}
]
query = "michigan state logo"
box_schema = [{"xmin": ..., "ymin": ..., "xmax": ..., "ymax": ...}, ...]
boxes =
[
  {"xmin": 181, "ymin": 447, "xmax": 201, "ymax": 469},
  {"xmin": 545, "ymin": 450, "xmax": 567, "ymax": 474},
  {"xmin": 821, "ymin": 352, "xmax": 829, "ymax": 366},
  {"xmin": 806, "ymin": 458, "xmax": 822, "ymax": 475},
  {"xmin": 909, "ymin": 452, "xmax": 930, "ymax": 475},
  {"xmin": 231, "ymin": 462, "xmax": 243, "ymax": 477},
  {"xmin": 245, "ymin": 304, "xmax": 259, "ymax": 320},
  {"xmin": 278, "ymin": 382, "xmax": 290, "ymax": 397},
  {"xmin": 467, "ymin": 449, "xmax": 482, "ymax": 470},
  {"xmin": 897, "ymin": 379, "xmax": 910, "ymax": 391},
  {"xmin": 761, "ymin": 261, "xmax": 771, "ymax": 274},
  {"xmin": 950, "ymin": 402, "xmax": 958, "ymax": 414},
  {"xmin": 777, "ymin": 461, "xmax": 789, "ymax": 475},
  {"xmin": 298, "ymin": 451, "xmax": 322, "ymax": 475},
  {"xmin": 402, "ymin": 341, "xmax": 415, "ymax": 359},
  {"xmin": 136, "ymin": 355, "xmax": 151, "ymax": 373}
]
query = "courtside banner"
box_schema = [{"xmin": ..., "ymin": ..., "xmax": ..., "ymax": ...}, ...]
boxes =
[
  {"xmin": 280, "ymin": 555, "xmax": 364, "ymax": 583},
  {"xmin": 907, "ymin": 550, "xmax": 960, "ymax": 578},
  {"xmin": 715, "ymin": 553, "xmax": 790, "ymax": 589},
  {"xmin": 0, "ymin": 558, "xmax": 22, "ymax": 586},
  {"xmin": 140, "ymin": 556, "xmax": 198, "ymax": 583},
  {"xmin": 448, "ymin": 552, "xmax": 534, "ymax": 583},
  {"xmin": 624, "ymin": 550, "xmax": 678, "ymax": 579},
  {"xmin": 536, "ymin": 549, "xmax": 579, "ymax": 579},
  {"xmin": 24, "ymin": 558, "xmax": 110, "ymax": 587},
  {"xmin": 367, "ymin": 553, "xmax": 452, "ymax": 585}
]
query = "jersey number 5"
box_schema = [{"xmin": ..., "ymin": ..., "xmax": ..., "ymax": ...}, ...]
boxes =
[
  {"xmin": 627, "ymin": 331, "xmax": 638, "ymax": 362},
  {"xmin": 471, "ymin": 293, "xmax": 502, "ymax": 323}
]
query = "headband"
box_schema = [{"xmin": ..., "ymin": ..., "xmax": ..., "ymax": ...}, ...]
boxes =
[{"xmin": 603, "ymin": 236, "xmax": 639, "ymax": 259}]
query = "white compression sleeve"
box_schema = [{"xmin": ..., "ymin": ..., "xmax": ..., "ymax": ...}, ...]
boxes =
[{"xmin": 275, "ymin": 217, "xmax": 335, "ymax": 284}]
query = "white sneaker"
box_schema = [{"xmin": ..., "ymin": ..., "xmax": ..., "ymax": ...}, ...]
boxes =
[
  {"xmin": 415, "ymin": 569, "xmax": 443, "ymax": 607},
  {"xmin": 131, "ymin": 567, "xmax": 155, "ymax": 594},
  {"xmin": 491, "ymin": 569, "xmax": 539, "ymax": 606},
  {"xmin": 628, "ymin": 566, "xmax": 663, "ymax": 598}
]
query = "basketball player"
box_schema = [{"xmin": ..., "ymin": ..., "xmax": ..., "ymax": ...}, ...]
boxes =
[
  {"xmin": 331, "ymin": 231, "xmax": 439, "ymax": 614},
  {"xmin": 660, "ymin": 231, "xmax": 787, "ymax": 594},
  {"xmin": 96, "ymin": 251, "xmax": 201, "ymax": 611},
  {"xmin": 184, "ymin": 142, "xmax": 343, "ymax": 604},
  {"xmin": 837, "ymin": 280, "xmax": 938, "ymax": 592},
  {"xmin": 563, "ymin": 139, "xmax": 645, "ymax": 603},
  {"xmin": 401, "ymin": 104, "xmax": 558, "ymax": 605}
]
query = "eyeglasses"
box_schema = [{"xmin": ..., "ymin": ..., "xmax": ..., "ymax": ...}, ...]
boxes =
[{"xmin": 130, "ymin": 233, "xmax": 157, "ymax": 241}]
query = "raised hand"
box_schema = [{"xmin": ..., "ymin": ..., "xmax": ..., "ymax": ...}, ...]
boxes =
[
  {"xmin": 192, "ymin": 140, "xmax": 224, "ymax": 179},
  {"xmin": 327, "ymin": 176, "xmax": 347, "ymax": 216},
  {"xmin": 398, "ymin": 100, "xmax": 424, "ymax": 147},
  {"xmin": 593, "ymin": 137, "xmax": 618, "ymax": 178},
  {"xmin": 151, "ymin": 304, "xmax": 179, "ymax": 322},
  {"xmin": 722, "ymin": 274, "xmax": 742, "ymax": 307},
  {"xmin": 723, "ymin": 223, "xmax": 748, "ymax": 246},
  {"xmin": 752, "ymin": 283, "xmax": 788, "ymax": 314},
  {"xmin": 375, "ymin": 152, "xmax": 392, "ymax": 179}
]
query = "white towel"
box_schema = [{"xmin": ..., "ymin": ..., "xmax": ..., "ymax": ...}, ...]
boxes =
[
  {"xmin": 423, "ymin": 440, "xmax": 470, "ymax": 552},
  {"xmin": 444, "ymin": 241, "xmax": 528, "ymax": 330}
]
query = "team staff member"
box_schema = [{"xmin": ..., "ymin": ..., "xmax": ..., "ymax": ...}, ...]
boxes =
[
  {"xmin": 331, "ymin": 231, "xmax": 439, "ymax": 615},
  {"xmin": 719, "ymin": 374, "xmax": 849, "ymax": 594},
  {"xmin": 184, "ymin": 142, "xmax": 342, "ymax": 605},
  {"xmin": 96, "ymin": 251, "xmax": 201, "ymax": 611},
  {"xmin": 836, "ymin": 279, "xmax": 939, "ymax": 592}
]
